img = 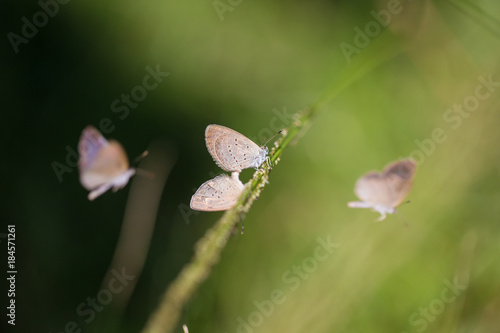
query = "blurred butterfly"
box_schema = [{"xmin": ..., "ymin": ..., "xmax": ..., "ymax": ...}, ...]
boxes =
[
  {"xmin": 348, "ymin": 159, "xmax": 417, "ymax": 221},
  {"xmin": 78, "ymin": 126, "xmax": 137, "ymax": 201},
  {"xmin": 190, "ymin": 173, "xmax": 244, "ymax": 211},
  {"xmin": 205, "ymin": 124, "xmax": 269, "ymax": 173}
]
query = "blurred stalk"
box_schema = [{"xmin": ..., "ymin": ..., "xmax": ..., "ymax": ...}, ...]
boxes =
[
  {"xmin": 141, "ymin": 31, "xmax": 403, "ymax": 333},
  {"xmin": 442, "ymin": 0, "xmax": 500, "ymax": 39}
]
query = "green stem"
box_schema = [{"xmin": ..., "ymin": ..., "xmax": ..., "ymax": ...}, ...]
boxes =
[
  {"xmin": 442, "ymin": 0, "xmax": 500, "ymax": 39},
  {"xmin": 141, "ymin": 30, "xmax": 402, "ymax": 333}
]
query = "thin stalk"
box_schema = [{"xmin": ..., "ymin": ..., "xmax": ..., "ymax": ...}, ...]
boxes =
[{"xmin": 141, "ymin": 30, "xmax": 403, "ymax": 333}]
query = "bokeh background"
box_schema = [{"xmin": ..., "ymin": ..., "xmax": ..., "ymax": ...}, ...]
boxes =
[{"xmin": 2, "ymin": 0, "xmax": 500, "ymax": 332}]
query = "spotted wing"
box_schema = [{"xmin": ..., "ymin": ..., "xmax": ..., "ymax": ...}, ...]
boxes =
[
  {"xmin": 190, "ymin": 174, "xmax": 245, "ymax": 211},
  {"xmin": 205, "ymin": 124, "xmax": 265, "ymax": 172}
]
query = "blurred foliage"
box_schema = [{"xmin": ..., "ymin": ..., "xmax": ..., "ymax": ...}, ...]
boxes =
[{"xmin": 2, "ymin": 0, "xmax": 500, "ymax": 332}]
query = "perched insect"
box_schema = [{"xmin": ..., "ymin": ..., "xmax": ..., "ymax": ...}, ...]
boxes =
[
  {"xmin": 78, "ymin": 126, "xmax": 137, "ymax": 201},
  {"xmin": 191, "ymin": 124, "xmax": 282, "ymax": 213},
  {"xmin": 348, "ymin": 159, "xmax": 417, "ymax": 221},
  {"xmin": 190, "ymin": 173, "xmax": 244, "ymax": 211},
  {"xmin": 205, "ymin": 124, "xmax": 269, "ymax": 173}
]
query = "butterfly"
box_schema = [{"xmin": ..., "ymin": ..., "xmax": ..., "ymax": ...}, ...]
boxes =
[
  {"xmin": 348, "ymin": 159, "xmax": 417, "ymax": 221},
  {"xmin": 205, "ymin": 124, "xmax": 269, "ymax": 173},
  {"xmin": 190, "ymin": 173, "xmax": 245, "ymax": 211},
  {"xmin": 78, "ymin": 126, "xmax": 136, "ymax": 201}
]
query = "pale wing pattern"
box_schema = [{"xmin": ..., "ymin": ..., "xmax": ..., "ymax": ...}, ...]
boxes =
[
  {"xmin": 205, "ymin": 124, "xmax": 263, "ymax": 172},
  {"xmin": 190, "ymin": 174, "xmax": 244, "ymax": 212},
  {"xmin": 78, "ymin": 126, "xmax": 108, "ymax": 171},
  {"xmin": 79, "ymin": 142, "xmax": 130, "ymax": 190},
  {"xmin": 382, "ymin": 159, "xmax": 416, "ymax": 207},
  {"xmin": 354, "ymin": 172, "xmax": 395, "ymax": 207}
]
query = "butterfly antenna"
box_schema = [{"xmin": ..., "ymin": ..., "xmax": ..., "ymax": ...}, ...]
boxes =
[
  {"xmin": 131, "ymin": 150, "xmax": 154, "ymax": 178},
  {"xmin": 132, "ymin": 150, "xmax": 149, "ymax": 165},
  {"xmin": 261, "ymin": 129, "xmax": 284, "ymax": 147},
  {"xmin": 135, "ymin": 168, "xmax": 155, "ymax": 179}
]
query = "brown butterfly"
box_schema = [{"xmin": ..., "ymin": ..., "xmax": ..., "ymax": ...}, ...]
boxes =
[
  {"xmin": 190, "ymin": 173, "xmax": 244, "ymax": 211},
  {"xmin": 205, "ymin": 124, "xmax": 269, "ymax": 173},
  {"xmin": 348, "ymin": 159, "xmax": 417, "ymax": 221},
  {"xmin": 78, "ymin": 126, "xmax": 136, "ymax": 201}
]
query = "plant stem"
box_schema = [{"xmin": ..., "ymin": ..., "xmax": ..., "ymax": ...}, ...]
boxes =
[
  {"xmin": 140, "ymin": 109, "xmax": 311, "ymax": 333},
  {"xmin": 141, "ymin": 31, "xmax": 403, "ymax": 333}
]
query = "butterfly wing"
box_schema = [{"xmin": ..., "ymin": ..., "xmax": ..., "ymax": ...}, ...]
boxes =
[
  {"xmin": 354, "ymin": 171, "xmax": 395, "ymax": 207},
  {"xmin": 78, "ymin": 126, "xmax": 108, "ymax": 172},
  {"xmin": 205, "ymin": 124, "xmax": 265, "ymax": 172},
  {"xmin": 190, "ymin": 174, "xmax": 245, "ymax": 211},
  {"xmin": 78, "ymin": 126, "xmax": 130, "ymax": 190},
  {"xmin": 354, "ymin": 159, "xmax": 416, "ymax": 208},
  {"xmin": 382, "ymin": 159, "xmax": 416, "ymax": 207}
]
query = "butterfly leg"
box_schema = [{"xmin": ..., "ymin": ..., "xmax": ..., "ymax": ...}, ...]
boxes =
[
  {"xmin": 231, "ymin": 171, "xmax": 240, "ymax": 181},
  {"xmin": 88, "ymin": 183, "xmax": 114, "ymax": 201},
  {"xmin": 347, "ymin": 201, "xmax": 371, "ymax": 208},
  {"xmin": 375, "ymin": 212, "xmax": 387, "ymax": 222}
]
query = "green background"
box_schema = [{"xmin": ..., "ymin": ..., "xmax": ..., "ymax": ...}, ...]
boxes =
[{"xmin": 2, "ymin": 0, "xmax": 500, "ymax": 332}]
